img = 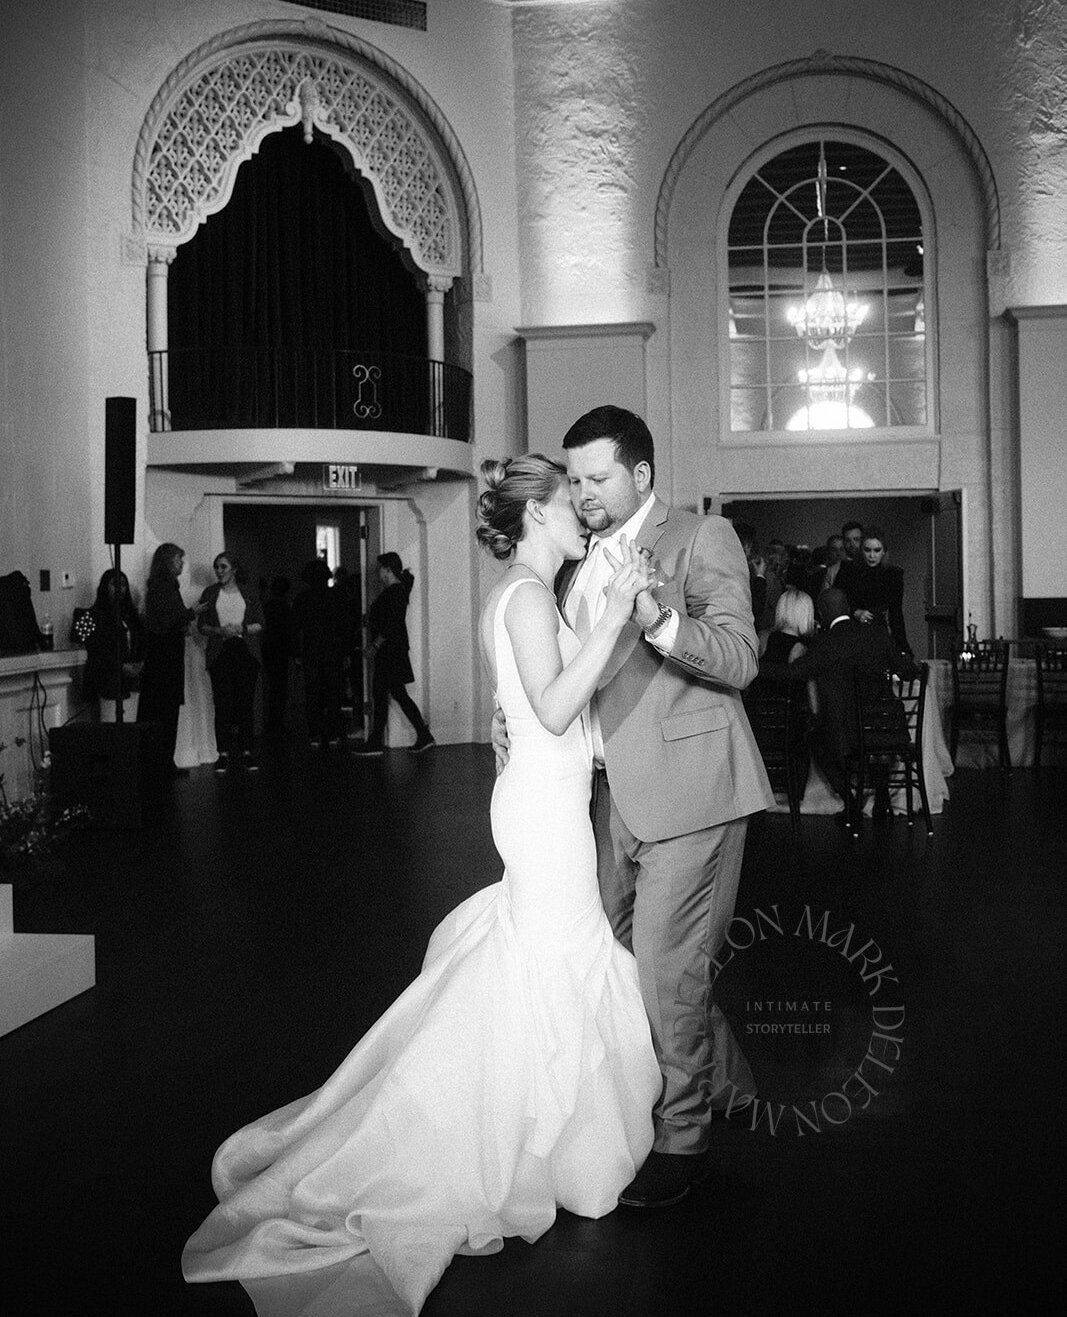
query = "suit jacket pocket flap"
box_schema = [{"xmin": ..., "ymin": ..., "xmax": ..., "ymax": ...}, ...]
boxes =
[{"xmin": 661, "ymin": 705, "xmax": 730, "ymax": 741}]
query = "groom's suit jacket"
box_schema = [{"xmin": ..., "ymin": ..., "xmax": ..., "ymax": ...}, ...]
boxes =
[{"xmin": 557, "ymin": 497, "xmax": 773, "ymax": 843}]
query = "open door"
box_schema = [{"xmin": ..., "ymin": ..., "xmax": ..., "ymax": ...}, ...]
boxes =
[{"xmin": 922, "ymin": 491, "xmax": 962, "ymax": 659}]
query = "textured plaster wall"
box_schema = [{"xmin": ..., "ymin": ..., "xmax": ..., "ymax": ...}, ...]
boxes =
[
  {"xmin": 513, "ymin": 0, "xmax": 1067, "ymax": 320},
  {"xmin": 511, "ymin": 0, "xmax": 1067, "ymax": 636},
  {"xmin": 0, "ymin": 1, "xmax": 95, "ymax": 643}
]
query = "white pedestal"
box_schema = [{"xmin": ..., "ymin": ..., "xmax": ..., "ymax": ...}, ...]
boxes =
[
  {"xmin": 0, "ymin": 648, "xmax": 86, "ymax": 800},
  {"xmin": 0, "ymin": 884, "xmax": 96, "ymax": 1037}
]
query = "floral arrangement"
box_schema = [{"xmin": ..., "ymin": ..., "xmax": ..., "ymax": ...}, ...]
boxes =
[{"xmin": 0, "ymin": 738, "xmax": 89, "ymax": 871}]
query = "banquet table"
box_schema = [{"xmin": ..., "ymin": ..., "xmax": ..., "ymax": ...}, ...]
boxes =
[
  {"xmin": 766, "ymin": 671, "xmax": 953, "ymax": 818},
  {"xmin": 926, "ymin": 655, "xmax": 1065, "ymax": 768}
]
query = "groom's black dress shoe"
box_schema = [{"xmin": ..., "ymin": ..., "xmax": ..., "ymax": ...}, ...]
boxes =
[{"xmin": 618, "ymin": 1151, "xmax": 711, "ymax": 1208}]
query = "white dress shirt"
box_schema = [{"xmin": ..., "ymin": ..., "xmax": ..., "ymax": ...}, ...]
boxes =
[
  {"xmin": 564, "ymin": 493, "xmax": 679, "ymax": 761},
  {"xmin": 216, "ymin": 587, "xmax": 246, "ymax": 630}
]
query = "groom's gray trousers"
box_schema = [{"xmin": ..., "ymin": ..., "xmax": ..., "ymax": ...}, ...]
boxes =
[{"xmin": 592, "ymin": 768, "xmax": 755, "ymax": 1154}]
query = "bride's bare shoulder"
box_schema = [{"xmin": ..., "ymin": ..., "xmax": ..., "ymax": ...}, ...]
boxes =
[
  {"xmin": 481, "ymin": 574, "xmax": 552, "ymax": 631},
  {"xmin": 479, "ymin": 575, "xmax": 510, "ymax": 628}
]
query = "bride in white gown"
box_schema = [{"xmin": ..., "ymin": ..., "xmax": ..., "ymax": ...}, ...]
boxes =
[{"xmin": 182, "ymin": 454, "xmax": 662, "ymax": 1316}]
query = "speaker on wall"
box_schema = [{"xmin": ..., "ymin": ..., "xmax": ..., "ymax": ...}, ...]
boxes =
[{"xmin": 104, "ymin": 396, "xmax": 136, "ymax": 545}]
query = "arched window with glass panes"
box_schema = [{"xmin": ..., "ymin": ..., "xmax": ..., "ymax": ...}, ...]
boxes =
[{"xmin": 726, "ymin": 136, "xmax": 930, "ymax": 434}]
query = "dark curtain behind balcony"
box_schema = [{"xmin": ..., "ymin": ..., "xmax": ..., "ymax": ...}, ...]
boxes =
[{"xmin": 167, "ymin": 126, "xmax": 425, "ymax": 430}]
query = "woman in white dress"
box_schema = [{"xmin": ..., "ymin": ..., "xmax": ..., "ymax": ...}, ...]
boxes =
[{"xmin": 182, "ymin": 454, "xmax": 661, "ymax": 1316}]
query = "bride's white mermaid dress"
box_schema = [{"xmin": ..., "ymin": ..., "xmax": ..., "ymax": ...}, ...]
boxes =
[{"xmin": 182, "ymin": 579, "xmax": 660, "ymax": 1315}]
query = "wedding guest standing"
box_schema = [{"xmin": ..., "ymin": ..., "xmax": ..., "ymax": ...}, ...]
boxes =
[
  {"xmin": 353, "ymin": 552, "xmax": 434, "ymax": 755},
  {"xmin": 138, "ymin": 544, "xmax": 204, "ymax": 779},
  {"xmin": 332, "ymin": 565, "xmax": 363, "ymax": 713},
  {"xmin": 83, "ymin": 569, "xmax": 144, "ymax": 723},
  {"xmin": 844, "ymin": 527, "xmax": 911, "ymax": 655},
  {"xmin": 291, "ymin": 558, "xmax": 350, "ymax": 749},
  {"xmin": 730, "ymin": 520, "xmax": 767, "ymax": 626},
  {"xmin": 841, "ymin": 520, "xmax": 864, "ymax": 563},
  {"xmin": 261, "ymin": 575, "xmax": 293, "ymax": 733},
  {"xmin": 198, "ymin": 551, "xmax": 265, "ymax": 773},
  {"xmin": 756, "ymin": 538, "xmax": 788, "ymax": 633}
]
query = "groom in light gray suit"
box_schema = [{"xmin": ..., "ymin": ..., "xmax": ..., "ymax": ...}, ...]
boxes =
[{"xmin": 557, "ymin": 406, "xmax": 772, "ymax": 1206}]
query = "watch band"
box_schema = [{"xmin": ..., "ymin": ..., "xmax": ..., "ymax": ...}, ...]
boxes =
[{"xmin": 645, "ymin": 604, "xmax": 673, "ymax": 638}]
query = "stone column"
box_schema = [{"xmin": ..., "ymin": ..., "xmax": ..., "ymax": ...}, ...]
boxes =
[
  {"xmin": 1004, "ymin": 305, "xmax": 1067, "ymax": 634},
  {"xmin": 515, "ymin": 322, "xmax": 657, "ymax": 453},
  {"xmin": 147, "ymin": 245, "xmax": 176, "ymax": 431},
  {"xmin": 424, "ymin": 276, "xmax": 452, "ymax": 435}
]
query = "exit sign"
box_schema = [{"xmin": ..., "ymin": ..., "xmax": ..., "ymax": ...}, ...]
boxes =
[{"xmin": 323, "ymin": 464, "xmax": 361, "ymax": 491}]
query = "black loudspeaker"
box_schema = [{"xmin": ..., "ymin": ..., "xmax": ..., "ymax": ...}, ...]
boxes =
[
  {"xmin": 104, "ymin": 396, "xmax": 136, "ymax": 545},
  {"xmin": 49, "ymin": 722, "xmax": 162, "ymax": 830}
]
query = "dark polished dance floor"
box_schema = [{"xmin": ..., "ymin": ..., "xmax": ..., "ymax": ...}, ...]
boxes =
[{"xmin": 3, "ymin": 744, "xmax": 1063, "ymax": 1316}]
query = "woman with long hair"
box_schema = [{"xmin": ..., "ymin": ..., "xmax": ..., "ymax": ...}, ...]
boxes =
[
  {"xmin": 841, "ymin": 526, "xmax": 911, "ymax": 655},
  {"xmin": 353, "ymin": 551, "xmax": 433, "ymax": 755},
  {"xmin": 198, "ymin": 550, "xmax": 265, "ymax": 773},
  {"xmin": 184, "ymin": 455, "xmax": 660, "ymax": 1314},
  {"xmin": 137, "ymin": 544, "xmax": 205, "ymax": 779},
  {"xmin": 82, "ymin": 568, "xmax": 144, "ymax": 723}
]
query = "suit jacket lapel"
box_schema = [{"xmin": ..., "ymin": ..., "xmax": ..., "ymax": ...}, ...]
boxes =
[{"xmin": 635, "ymin": 496, "xmax": 669, "ymax": 555}]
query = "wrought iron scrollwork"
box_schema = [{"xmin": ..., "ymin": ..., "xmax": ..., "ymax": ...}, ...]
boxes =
[{"xmin": 352, "ymin": 363, "xmax": 383, "ymax": 420}]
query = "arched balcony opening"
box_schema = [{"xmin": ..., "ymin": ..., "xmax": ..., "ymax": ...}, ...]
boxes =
[
  {"xmin": 136, "ymin": 31, "xmax": 480, "ymax": 467},
  {"xmin": 151, "ymin": 126, "xmax": 471, "ymax": 441}
]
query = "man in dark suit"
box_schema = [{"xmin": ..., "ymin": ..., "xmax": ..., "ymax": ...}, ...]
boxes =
[{"xmin": 762, "ymin": 587, "xmax": 918, "ymax": 817}]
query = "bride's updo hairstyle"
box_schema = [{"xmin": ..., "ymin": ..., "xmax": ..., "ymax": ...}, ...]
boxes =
[{"xmin": 476, "ymin": 454, "xmax": 567, "ymax": 560}]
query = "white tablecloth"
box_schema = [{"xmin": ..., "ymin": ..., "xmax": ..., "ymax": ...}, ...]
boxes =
[
  {"xmin": 767, "ymin": 676, "xmax": 952, "ymax": 817},
  {"xmin": 926, "ymin": 656, "xmax": 1065, "ymax": 768}
]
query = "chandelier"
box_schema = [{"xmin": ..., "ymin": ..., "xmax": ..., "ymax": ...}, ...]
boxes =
[
  {"xmin": 786, "ymin": 343, "xmax": 875, "ymax": 432},
  {"xmin": 786, "ymin": 268, "xmax": 869, "ymax": 350},
  {"xmin": 796, "ymin": 342, "xmax": 870, "ymax": 390},
  {"xmin": 783, "ymin": 142, "xmax": 875, "ymax": 429}
]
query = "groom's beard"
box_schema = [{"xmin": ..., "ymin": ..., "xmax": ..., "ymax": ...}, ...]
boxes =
[{"xmin": 578, "ymin": 508, "xmax": 616, "ymax": 538}]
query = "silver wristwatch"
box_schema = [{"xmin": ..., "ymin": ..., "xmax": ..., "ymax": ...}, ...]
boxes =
[{"xmin": 644, "ymin": 604, "xmax": 673, "ymax": 638}]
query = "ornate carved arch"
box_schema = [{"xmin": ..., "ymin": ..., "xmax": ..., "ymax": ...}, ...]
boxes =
[
  {"xmin": 132, "ymin": 18, "xmax": 483, "ymax": 279},
  {"xmin": 654, "ymin": 51, "xmax": 1001, "ymax": 265}
]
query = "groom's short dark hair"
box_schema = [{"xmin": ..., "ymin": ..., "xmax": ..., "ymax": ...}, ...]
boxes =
[{"xmin": 562, "ymin": 406, "xmax": 655, "ymax": 486}]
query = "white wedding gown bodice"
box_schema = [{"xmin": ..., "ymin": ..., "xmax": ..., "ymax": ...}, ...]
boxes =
[{"xmin": 182, "ymin": 577, "xmax": 659, "ymax": 1316}]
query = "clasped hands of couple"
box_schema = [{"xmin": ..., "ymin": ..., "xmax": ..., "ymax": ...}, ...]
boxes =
[
  {"xmin": 510, "ymin": 533, "xmax": 661, "ymax": 634},
  {"xmin": 597, "ymin": 535, "xmax": 664, "ymax": 631},
  {"xmin": 494, "ymin": 535, "xmax": 661, "ymax": 767}
]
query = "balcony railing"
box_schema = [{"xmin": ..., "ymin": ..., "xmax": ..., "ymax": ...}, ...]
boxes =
[{"xmin": 149, "ymin": 348, "xmax": 472, "ymax": 442}]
